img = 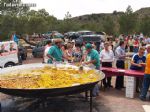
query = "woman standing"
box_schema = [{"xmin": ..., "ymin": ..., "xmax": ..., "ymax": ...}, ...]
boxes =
[
  {"xmin": 65, "ymin": 43, "xmax": 74, "ymax": 63},
  {"xmin": 72, "ymin": 43, "xmax": 83, "ymax": 62}
]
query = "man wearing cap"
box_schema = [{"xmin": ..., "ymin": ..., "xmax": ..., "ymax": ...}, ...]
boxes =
[
  {"xmin": 47, "ymin": 39, "xmax": 64, "ymax": 63},
  {"xmin": 140, "ymin": 44, "xmax": 150, "ymax": 101},
  {"xmin": 83, "ymin": 43, "xmax": 100, "ymax": 96},
  {"xmin": 84, "ymin": 43, "xmax": 100, "ymax": 69}
]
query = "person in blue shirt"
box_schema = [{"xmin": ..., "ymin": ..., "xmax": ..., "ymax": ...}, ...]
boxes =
[
  {"xmin": 13, "ymin": 33, "xmax": 19, "ymax": 45},
  {"xmin": 130, "ymin": 47, "xmax": 146, "ymax": 92},
  {"xmin": 115, "ymin": 41, "xmax": 128, "ymax": 90}
]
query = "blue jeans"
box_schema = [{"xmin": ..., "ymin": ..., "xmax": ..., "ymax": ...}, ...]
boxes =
[
  {"xmin": 140, "ymin": 74, "xmax": 150, "ymax": 98},
  {"xmin": 92, "ymin": 67, "xmax": 100, "ymax": 96},
  {"xmin": 92, "ymin": 84, "xmax": 99, "ymax": 96},
  {"xmin": 133, "ymin": 47, "xmax": 138, "ymax": 53}
]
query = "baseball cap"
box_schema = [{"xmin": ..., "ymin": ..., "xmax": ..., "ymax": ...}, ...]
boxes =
[
  {"xmin": 85, "ymin": 43, "xmax": 92, "ymax": 49},
  {"xmin": 53, "ymin": 39, "xmax": 63, "ymax": 43}
]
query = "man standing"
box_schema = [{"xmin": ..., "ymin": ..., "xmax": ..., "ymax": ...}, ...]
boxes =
[
  {"xmin": 140, "ymin": 44, "xmax": 150, "ymax": 101},
  {"xmin": 83, "ymin": 43, "xmax": 100, "ymax": 96},
  {"xmin": 130, "ymin": 47, "xmax": 146, "ymax": 92},
  {"xmin": 47, "ymin": 39, "xmax": 63, "ymax": 63},
  {"xmin": 113, "ymin": 38, "xmax": 119, "ymax": 51},
  {"xmin": 84, "ymin": 43, "xmax": 100, "ymax": 69},
  {"xmin": 100, "ymin": 42, "xmax": 114, "ymax": 88},
  {"xmin": 115, "ymin": 41, "xmax": 128, "ymax": 90}
]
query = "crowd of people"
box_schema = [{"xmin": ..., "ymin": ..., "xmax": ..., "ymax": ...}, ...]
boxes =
[{"xmin": 42, "ymin": 34, "xmax": 150, "ymax": 100}]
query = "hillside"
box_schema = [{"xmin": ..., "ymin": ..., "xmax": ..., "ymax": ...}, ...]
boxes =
[
  {"xmin": 72, "ymin": 7, "xmax": 150, "ymax": 21},
  {"xmin": 135, "ymin": 7, "xmax": 150, "ymax": 18},
  {"xmin": 70, "ymin": 7, "xmax": 150, "ymax": 34}
]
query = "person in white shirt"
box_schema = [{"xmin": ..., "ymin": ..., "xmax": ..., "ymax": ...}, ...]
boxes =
[
  {"xmin": 100, "ymin": 42, "xmax": 114, "ymax": 88},
  {"xmin": 145, "ymin": 37, "xmax": 150, "ymax": 44},
  {"xmin": 43, "ymin": 40, "xmax": 52, "ymax": 63}
]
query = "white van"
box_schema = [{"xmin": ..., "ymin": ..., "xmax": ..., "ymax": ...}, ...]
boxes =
[{"xmin": 0, "ymin": 41, "xmax": 19, "ymax": 68}]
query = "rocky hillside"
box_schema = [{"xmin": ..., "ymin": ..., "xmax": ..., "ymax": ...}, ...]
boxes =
[
  {"xmin": 72, "ymin": 7, "xmax": 150, "ymax": 21},
  {"xmin": 135, "ymin": 7, "xmax": 150, "ymax": 18}
]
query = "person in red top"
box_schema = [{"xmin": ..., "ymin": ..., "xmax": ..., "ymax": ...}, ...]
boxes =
[{"xmin": 133, "ymin": 38, "xmax": 139, "ymax": 53}]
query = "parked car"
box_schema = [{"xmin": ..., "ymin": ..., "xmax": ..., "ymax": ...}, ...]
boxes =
[
  {"xmin": 77, "ymin": 30, "xmax": 95, "ymax": 36},
  {"xmin": 96, "ymin": 31, "xmax": 106, "ymax": 41},
  {"xmin": 75, "ymin": 35, "xmax": 102, "ymax": 51},
  {"xmin": 66, "ymin": 30, "xmax": 94, "ymax": 41},
  {"xmin": 65, "ymin": 32, "xmax": 80, "ymax": 40},
  {"xmin": 0, "ymin": 41, "xmax": 19, "ymax": 68},
  {"xmin": 51, "ymin": 32, "xmax": 64, "ymax": 39},
  {"xmin": 76, "ymin": 35, "xmax": 102, "ymax": 43},
  {"xmin": 32, "ymin": 39, "xmax": 51, "ymax": 58}
]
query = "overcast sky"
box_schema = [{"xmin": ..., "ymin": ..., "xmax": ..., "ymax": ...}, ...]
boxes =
[{"xmin": 22, "ymin": 0, "xmax": 150, "ymax": 19}]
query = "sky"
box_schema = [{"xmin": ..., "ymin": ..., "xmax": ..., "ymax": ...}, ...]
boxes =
[{"xmin": 22, "ymin": 0, "xmax": 150, "ymax": 19}]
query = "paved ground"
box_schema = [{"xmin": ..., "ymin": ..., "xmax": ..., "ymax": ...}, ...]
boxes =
[{"xmin": 0, "ymin": 55, "xmax": 150, "ymax": 112}]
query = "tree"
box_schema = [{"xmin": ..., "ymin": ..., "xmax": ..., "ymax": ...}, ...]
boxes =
[
  {"xmin": 64, "ymin": 11, "xmax": 71, "ymax": 20},
  {"xmin": 61, "ymin": 12, "xmax": 73, "ymax": 32},
  {"xmin": 125, "ymin": 5, "xmax": 133, "ymax": 14},
  {"xmin": 27, "ymin": 16, "xmax": 48, "ymax": 34},
  {"xmin": 0, "ymin": 0, "xmax": 29, "ymax": 16},
  {"xmin": 37, "ymin": 9, "xmax": 49, "ymax": 17},
  {"xmin": 103, "ymin": 16, "xmax": 115, "ymax": 35},
  {"xmin": 27, "ymin": 10, "xmax": 37, "ymax": 17},
  {"xmin": 139, "ymin": 16, "xmax": 150, "ymax": 35},
  {"xmin": 119, "ymin": 5, "xmax": 137, "ymax": 34},
  {"xmin": 45, "ymin": 16, "xmax": 58, "ymax": 31},
  {"xmin": 16, "ymin": 16, "xmax": 28, "ymax": 34},
  {"xmin": 113, "ymin": 10, "xmax": 117, "ymax": 15},
  {"xmin": 0, "ymin": 15, "xmax": 17, "ymax": 40}
]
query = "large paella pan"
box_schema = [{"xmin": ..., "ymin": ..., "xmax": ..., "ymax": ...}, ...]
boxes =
[{"xmin": 0, "ymin": 63, "xmax": 105, "ymax": 98}]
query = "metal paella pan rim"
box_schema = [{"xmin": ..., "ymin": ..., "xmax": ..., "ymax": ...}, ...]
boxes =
[
  {"xmin": 0, "ymin": 63, "xmax": 88, "ymax": 74},
  {"xmin": 0, "ymin": 63, "xmax": 105, "ymax": 90},
  {"xmin": 0, "ymin": 63, "xmax": 105, "ymax": 97},
  {"xmin": 0, "ymin": 81, "xmax": 99, "ymax": 90}
]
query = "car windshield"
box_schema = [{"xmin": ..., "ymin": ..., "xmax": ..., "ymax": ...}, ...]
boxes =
[{"xmin": 78, "ymin": 31, "xmax": 94, "ymax": 35}]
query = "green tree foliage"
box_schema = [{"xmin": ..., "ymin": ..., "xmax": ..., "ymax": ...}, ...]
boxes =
[
  {"xmin": 103, "ymin": 16, "xmax": 115, "ymax": 35},
  {"xmin": 37, "ymin": 9, "xmax": 49, "ymax": 17},
  {"xmin": 119, "ymin": 5, "xmax": 138, "ymax": 34},
  {"xmin": 139, "ymin": 16, "xmax": 150, "ymax": 35},
  {"xmin": 0, "ymin": 0, "xmax": 29, "ymax": 16},
  {"xmin": 0, "ymin": 3, "xmax": 150, "ymax": 41},
  {"xmin": 27, "ymin": 16, "xmax": 48, "ymax": 34},
  {"xmin": 46, "ymin": 16, "xmax": 58, "ymax": 31},
  {"xmin": 58, "ymin": 12, "xmax": 80, "ymax": 32},
  {"xmin": 15, "ymin": 16, "xmax": 28, "ymax": 34}
]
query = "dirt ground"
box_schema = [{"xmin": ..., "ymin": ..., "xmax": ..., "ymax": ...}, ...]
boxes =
[{"xmin": 0, "ymin": 55, "xmax": 150, "ymax": 112}]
